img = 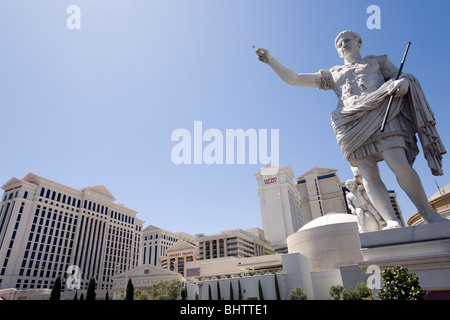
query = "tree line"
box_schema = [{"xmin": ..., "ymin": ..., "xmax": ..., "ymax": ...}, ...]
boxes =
[{"xmin": 48, "ymin": 265, "xmax": 426, "ymax": 300}]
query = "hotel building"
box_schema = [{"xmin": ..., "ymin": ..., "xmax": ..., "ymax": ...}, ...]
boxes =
[
  {"xmin": 161, "ymin": 240, "xmax": 197, "ymax": 276},
  {"xmin": 408, "ymin": 183, "xmax": 450, "ymax": 226},
  {"xmin": 254, "ymin": 165, "xmax": 303, "ymax": 252},
  {"xmin": 0, "ymin": 173, "xmax": 144, "ymax": 293},
  {"xmin": 195, "ymin": 227, "xmax": 274, "ymax": 261},
  {"xmin": 296, "ymin": 167, "xmax": 349, "ymax": 223},
  {"xmin": 254, "ymin": 166, "xmax": 406, "ymax": 253},
  {"xmin": 141, "ymin": 225, "xmax": 196, "ymax": 268},
  {"xmin": 387, "ymin": 189, "xmax": 405, "ymax": 225}
]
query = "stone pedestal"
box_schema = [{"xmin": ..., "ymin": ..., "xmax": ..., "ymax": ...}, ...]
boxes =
[{"xmin": 358, "ymin": 221, "xmax": 450, "ymax": 298}]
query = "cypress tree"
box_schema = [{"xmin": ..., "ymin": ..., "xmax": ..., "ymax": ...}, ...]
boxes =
[
  {"xmin": 258, "ymin": 280, "xmax": 264, "ymax": 300},
  {"xmin": 216, "ymin": 282, "xmax": 221, "ymax": 300},
  {"xmin": 49, "ymin": 275, "xmax": 62, "ymax": 300},
  {"xmin": 105, "ymin": 290, "xmax": 109, "ymax": 301},
  {"xmin": 86, "ymin": 276, "xmax": 96, "ymax": 300},
  {"xmin": 208, "ymin": 284, "xmax": 212, "ymax": 300},
  {"xmin": 73, "ymin": 290, "xmax": 78, "ymax": 300},
  {"xmin": 195, "ymin": 291, "xmax": 199, "ymax": 300},
  {"xmin": 274, "ymin": 274, "xmax": 281, "ymax": 300},
  {"xmin": 80, "ymin": 293, "xmax": 85, "ymax": 300},
  {"xmin": 125, "ymin": 278, "xmax": 134, "ymax": 301},
  {"xmin": 181, "ymin": 285, "xmax": 187, "ymax": 300},
  {"xmin": 238, "ymin": 280, "xmax": 242, "ymax": 300},
  {"xmin": 229, "ymin": 282, "xmax": 234, "ymax": 300}
]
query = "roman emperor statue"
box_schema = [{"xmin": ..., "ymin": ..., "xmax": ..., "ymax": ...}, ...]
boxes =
[{"xmin": 254, "ymin": 30, "xmax": 446, "ymax": 229}]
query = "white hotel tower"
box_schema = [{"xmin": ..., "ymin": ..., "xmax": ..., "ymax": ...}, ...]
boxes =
[
  {"xmin": 254, "ymin": 165, "xmax": 303, "ymax": 252},
  {"xmin": 0, "ymin": 173, "xmax": 144, "ymax": 293}
]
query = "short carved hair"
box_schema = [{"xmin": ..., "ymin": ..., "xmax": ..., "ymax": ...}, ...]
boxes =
[{"xmin": 335, "ymin": 30, "xmax": 363, "ymax": 49}]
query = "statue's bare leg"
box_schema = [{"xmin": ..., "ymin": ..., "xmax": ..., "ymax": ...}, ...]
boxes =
[
  {"xmin": 381, "ymin": 147, "xmax": 447, "ymax": 223},
  {"xmin": 366, "ymin": 204, "xmax": 385, "ymax": 227},
  {"xmin": 356, "ymin": 208, "xmax": 365, "ymax": 232},
  {"xmin": 355, "ymin": 157, "xmax": 402, "ymax": 229}
]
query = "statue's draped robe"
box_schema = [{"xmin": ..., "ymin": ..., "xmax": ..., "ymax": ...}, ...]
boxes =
[{"xmin": 317, "ymin": 55, "xmax": 446, "ymax": 176}]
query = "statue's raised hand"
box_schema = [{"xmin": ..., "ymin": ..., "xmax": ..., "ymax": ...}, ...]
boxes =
[{"xmin": 253, "ymin": 46, "xmax": 272, "ymax": 64}]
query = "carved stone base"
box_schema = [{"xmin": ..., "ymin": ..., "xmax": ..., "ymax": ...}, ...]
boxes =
[{"xmin": 359, "ymin": 221, "xmax": 450, "ymax": 296}]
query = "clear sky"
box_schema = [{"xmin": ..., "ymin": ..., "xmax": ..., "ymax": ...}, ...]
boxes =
[{"xmin": 0, "ymin": 0, "xmax": 449, "ymax": 235}]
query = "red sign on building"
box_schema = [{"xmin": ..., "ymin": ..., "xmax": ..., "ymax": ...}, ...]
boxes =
[{"xmin": 263, "ymin": 177, "xmax": 277, "ymax": 185}]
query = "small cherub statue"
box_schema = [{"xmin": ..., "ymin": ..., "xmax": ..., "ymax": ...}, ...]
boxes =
[{"xmin": 345, "ymin": 179, "xmax": 384, "ymax": 232}]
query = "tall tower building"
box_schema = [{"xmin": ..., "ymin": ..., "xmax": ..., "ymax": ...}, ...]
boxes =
[
  {"xmin": 254, "ymin": 165, "xmax": 302, "ymax": 252},
  {"xmin": 296, "ymin": 167, "xmax": 348, "ymax": 224},
  {"xmin": 387, "ymin": 190, "xmax": 405, "ymax": 226},
  {"xmin": 0, "ymin": 173, "xmax": 144, "ymax": 293}
]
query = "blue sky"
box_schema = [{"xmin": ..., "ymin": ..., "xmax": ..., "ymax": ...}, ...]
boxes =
[{"xmin": 0, "ymin": 0, "xmax": 449, "ymax": 235}]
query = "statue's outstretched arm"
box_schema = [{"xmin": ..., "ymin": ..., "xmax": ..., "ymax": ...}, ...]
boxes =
[{"xmin": 254, "ymin": 46, "xmax": 320, "ymax": 88}]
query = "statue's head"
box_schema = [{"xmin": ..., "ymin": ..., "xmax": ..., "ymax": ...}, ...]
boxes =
[
  {"xmin": 335, "ymin": 30, "xmax": 362, "ymax": 59},
  {"xmin": 345, "ymin": 179, "xmax": 357, "ymax": 191}
]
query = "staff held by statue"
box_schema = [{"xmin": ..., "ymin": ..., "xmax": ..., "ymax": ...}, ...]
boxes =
[{"xmin": 380, "ymin": 42, "xmax": 411, "ymax": 132}]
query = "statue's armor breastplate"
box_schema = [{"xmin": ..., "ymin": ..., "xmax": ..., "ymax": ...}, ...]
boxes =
[{"xmin": 332, "ymin": 58, "xmax": 386, "ymax": 105}]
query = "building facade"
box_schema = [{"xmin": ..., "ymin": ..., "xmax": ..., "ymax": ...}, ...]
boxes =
[
  {"xmin": 254, "ymin": 165, "xmax": 303, "ymax": 252},
  {"xmin": 408, "ymin": 183, "xmax": 450, "ymax": 226},
  {"xmin": 195, "ymin": 228, "xmax": 274, "ymax": 261},
  {"xmin": 387, "ymin": 190, "xmax": 405, "ymax": 225},
  {"xmin": 112, "ymin": 264, "xmax": 183, "ymax": 299},
  {"xmin": 141, "ymin": 225, "xmax": 195, "ymax": 268},
  {"xmin": 0, "ymin": 173, "xmax": 144, "ymax": 293},
  {"xmin": 161, "ymin": 240, "xmax": 197, "ymax": 276},
  {"xmin": 296, "ymin": 167, "xmax": 349, "ymax": 223},
  {"xmin": 185, "ymin": 253, "xmax": 313, "ymax": 300}
]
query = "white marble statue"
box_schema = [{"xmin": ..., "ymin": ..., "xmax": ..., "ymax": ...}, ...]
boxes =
[
  {"xmin": 350, "ymin": 165, "xmax": 388, "ymax": 229},
  {"xmin": 345, "ymin": 179, "xmax": 383, "ymax": 232},
  {"xmin": 254, "ymin": 30, "xmax": 447, "ymax": 229}
]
